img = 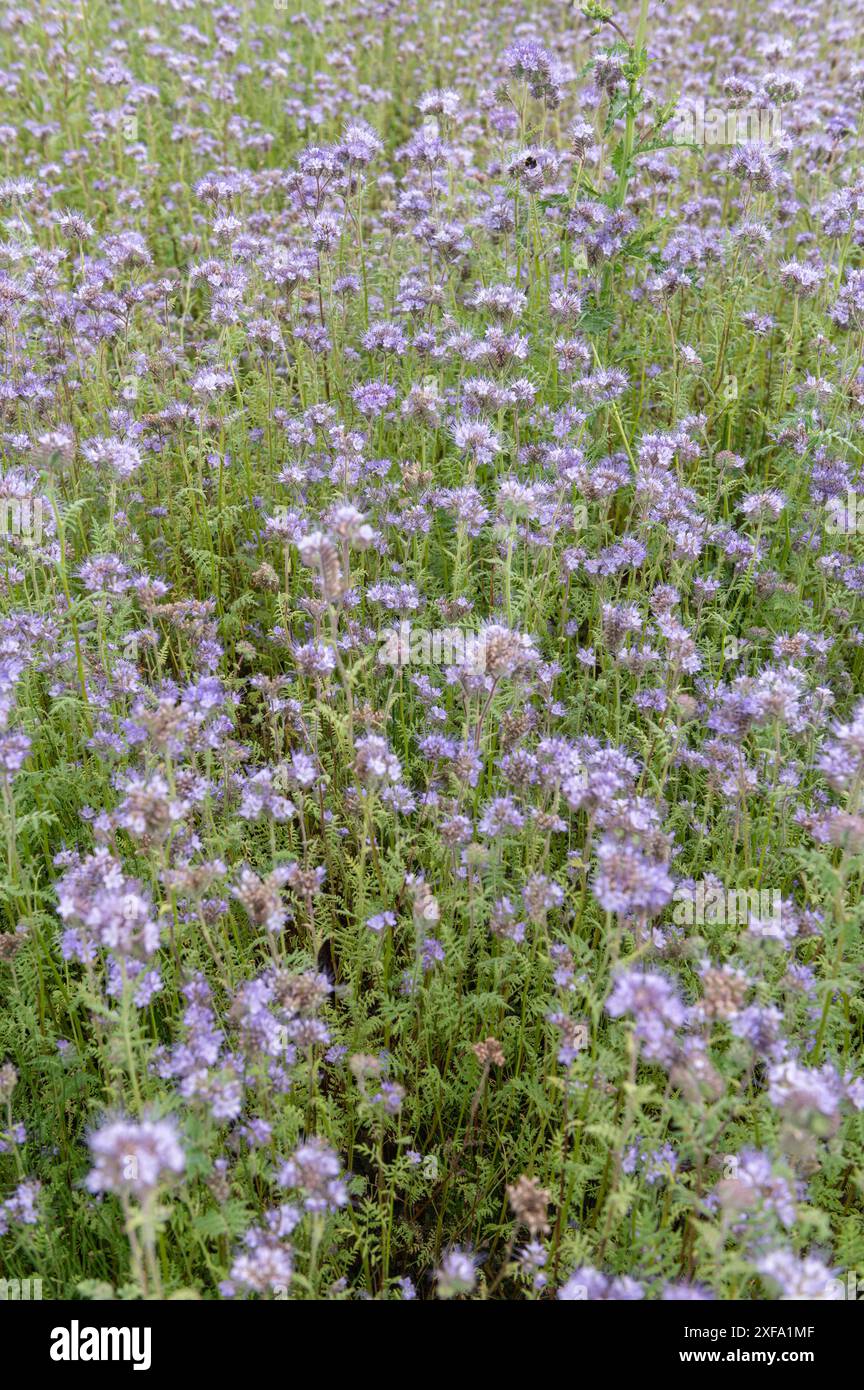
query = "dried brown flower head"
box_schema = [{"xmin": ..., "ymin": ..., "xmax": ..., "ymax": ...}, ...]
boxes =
[
  {"xmin": 472, "ymin": 1037, "xmax": 505, "ymax": 1068},
  {"xmin": 507, "ymin": 1174, "xmax": 551, "ymax": 1236}
]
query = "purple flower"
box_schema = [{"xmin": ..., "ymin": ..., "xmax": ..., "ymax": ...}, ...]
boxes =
[
  {"xmin": 86, "ymin": 1115, "xmax": 185, "ymax": 1199},
  {"xmin": 436, "ymin": 1246, "xmax": 477, "ymax": 1298},
  {"xmin": 0, "ymin": 731, "xmax": 30, "ymax": 775},
  {"xmin": 606, "ymin": 969, "xmax": 687, "ymax": 1063},
  {"xmin": 558, "ymin": 1266, "xmax": 643, "ymax": 1300},
  {"xmin": 0, "ymin": 1180, "xmax": 41, "ymax": 1234},
  {"xmin": 228, "ymin": 1207, "xmax": 299, "ymax": 1296},
  {"xmin": 592, "ymin": 837, "xmax": 675, "ymax": 919},
  {"xmin": 277, "ymin": 1139, "xmax": 347, "ymax": 1215},
  {"xmin": 757, "ymin": 1250, "xmax": 839, "ymax": 1300}
]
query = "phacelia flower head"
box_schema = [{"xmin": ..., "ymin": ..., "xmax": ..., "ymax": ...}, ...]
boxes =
[
  {"xmin": 277, "ymin": 1138, "xmax": 348, "ymax": 1215},
  {"xmin": 86, "ymin": 1114, "xmax": 185, "ymax": 1200}
]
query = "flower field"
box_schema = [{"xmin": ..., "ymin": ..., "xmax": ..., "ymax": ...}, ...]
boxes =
[{"xmin": 1, "ymin": 0, "xmax": 864, "ymax": 1302}]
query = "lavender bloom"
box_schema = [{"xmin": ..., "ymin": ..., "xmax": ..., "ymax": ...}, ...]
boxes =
[
  {"xmin": 86, "ymin": 1115, "xmax": 185, "ymax": 1199},
  {"xmin": 766, "ymin": 1060, "xmax": 858, "ymax": 1128},
  {"xmin": 503, "ymin": 40, "xmax": 563, "ymax": 107},
  {"xmin": 339, "ymin": 119, "xmax": 383, "ymax": 166},
  {"xmin": 277, "ymin": 1139, "xmax": 347, "ymax": 1215},
  {"xmin": 0, "ymin": 731, "xmax": 30, "ymax": 775},
  {"xmin": 606, "ymin": 969, "xmax": 688, "ymax": 1064},
  {"xmin": 237, "ymin": 768, "xmax": 296, "ymax": 824},
  {"xmin": 56, "ymin": 850, "xmax": 160, "ymax": 961},
  {"xmin": 436, "ymin": 1246, "xmax": 477, "ymax": 1298},
  {"xmin": 228, "ymin": 1206, "xmax": 299, "ymax": 1297},
  {"xmin": 591, "ymin": 837, "xmax": 675, "ymax": 919},
  {"xmin": 354, "ymin": 734, "xmax": 402, "ymax": 787},
  {"xmin": 757, "ymin": 1250, "xmax": 839, "ymax": 1300},
  {"xmin": 0, "ymin": 1180, "xmax": 41, "ymax": 1234},
  {"xmin": 558, "ymin": 1267, "xmax": 644, "ymax": 1300}
]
